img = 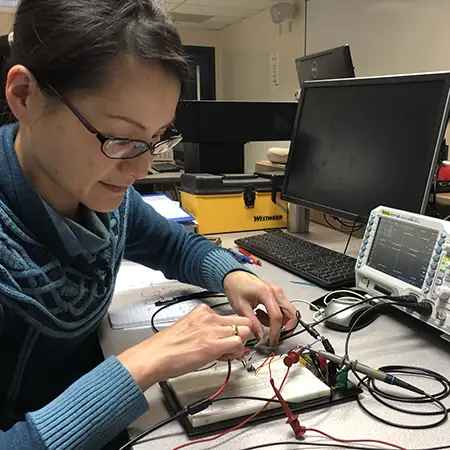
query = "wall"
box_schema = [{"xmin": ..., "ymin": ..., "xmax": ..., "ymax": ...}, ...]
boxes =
[
  {"xmin": 305, "ymin": 0, "xmax": 450, "ymax": 148},
  {"xmin": 218, "ymin": 2, "xmax": 305, "ymax": 172},
  {"xmin": 0, "ymin": 10, "xmax": 13, "ymax": 35},
  {"xmin": 306, "ymin": 0, "xmax": 450, "ymax": 77}
]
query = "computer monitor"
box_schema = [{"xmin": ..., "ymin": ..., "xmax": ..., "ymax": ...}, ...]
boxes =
[
  {"xmin": 282, "ymin": 72, "xmax": 450, "ymax": 222},
  {"xmin": 174, "ymin": 101, "xmax": 298, "ymax": 173},
  {"xmin": 295, "ymin": 45, "xmax": 355, "ymax": 87}
]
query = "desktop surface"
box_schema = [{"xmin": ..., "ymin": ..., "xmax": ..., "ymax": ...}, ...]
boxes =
[{"xmin": 99, "ymin": 225, "xmax": 450, "ymax": 449}]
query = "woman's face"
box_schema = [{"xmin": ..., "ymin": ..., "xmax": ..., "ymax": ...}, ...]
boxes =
[{"xmin": 9, "ymin": 57, "xmax": 181, "ymax": 215}]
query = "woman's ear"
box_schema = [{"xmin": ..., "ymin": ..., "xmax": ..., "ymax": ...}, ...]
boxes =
[{"xmin": 5, "ymin": 65, "xmax": 46, "ymax": 124}]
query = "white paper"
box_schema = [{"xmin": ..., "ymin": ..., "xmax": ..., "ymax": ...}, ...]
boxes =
[
  {"xmin": 270, "ymin": 52, "xmax": 280, "ymax": 89},
  {"xmin": 114, "ymin": 261, "xmax": 174, "ymax": 294}
]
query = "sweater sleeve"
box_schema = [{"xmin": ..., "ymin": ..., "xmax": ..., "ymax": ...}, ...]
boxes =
[
  {"xmin": 124, "ymin": 188, "xmax": 253, "ymax": 293},
  {"xmin": 0, "ymin": 357, "xmax": 148, "ymax": 450}
]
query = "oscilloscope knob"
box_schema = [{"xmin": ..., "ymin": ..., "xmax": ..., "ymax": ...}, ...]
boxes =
[{"xmin": 436, "ymin": 286, "xmax": 450, "ymax": 301}]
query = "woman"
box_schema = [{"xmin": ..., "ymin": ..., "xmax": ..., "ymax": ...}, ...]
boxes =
[{"xmin": 0, "ymin": 0, "xmax": 297, "ymax": 448}]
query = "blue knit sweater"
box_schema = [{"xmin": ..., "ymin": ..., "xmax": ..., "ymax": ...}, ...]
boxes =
[{"xmin": 0, "ymin": 124, "xmax": 247, "ymax": 449}]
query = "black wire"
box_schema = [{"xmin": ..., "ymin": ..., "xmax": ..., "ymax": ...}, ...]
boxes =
[
  {"xmin": 196, "ymin": 361, "xmax": 218, "ymax": 372},
  {"xmin": 240, "ymin": 444, "xmax": 392, "ymax": 450},
  {"xmin": 214, "ymin": 396, "xmax": 285, "ymax": 405},
  {"xmin": 279, "ymin": 310, "xmax": 302, "ymax": 339},
  {"xmin": 240, "ymin": 444, "xmax": 450, "ymax": 450},
  {"xmin": 343, "ymin": 302, "xmax": 450, "ymax": 429},
  {"xmin": 343, "ymin": 218, "xmax": 358, "ymax": 255},
  {"xmin": 245, "ymin": 294, "xmax": 395, "ymax": 346},
  {"xmin": 150, "ymin": 297, "xmax": 193, "ymax": 333},
  {"xmin": 336, "ymin": 217, "xmax": 363, "ymax": 229},
  {"xmin": 431, "ymin": 162, "xmax": 442, "ymax": 219},
  {"xmin": 150, "ymin": 297, "xmax": 230, "ymax": 333},
  {"xmin": 118, "ymin": 410, "xmax": 186, "ymax": 450},
  {"xmin": 323, "ymin": 214, "xmax": 342, "ymax": 231},
  {"xmin": 211, "ymin": 302, "xmax": 231, "ymax": 310},
  {"xmin": 323, "ymin": 214, "xmax": 363, "ymax": 233}
]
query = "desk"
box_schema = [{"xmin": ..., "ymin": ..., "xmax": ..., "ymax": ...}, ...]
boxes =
[
  {"xmin": 135, "ymin": 171, "xmax": 184, "ymax": 186},
  {"xmin": 99, "ymin": 223, "xmax": 450, "ymax": 450},
  {"xmin": 437, "ymin": 192, "xmax": 450, "ymax": 207}
]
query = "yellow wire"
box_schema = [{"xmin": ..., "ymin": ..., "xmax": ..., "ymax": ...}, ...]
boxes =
[{"xmin": 254, "ymin": 353, "xmax": 309, "ymax": 376}]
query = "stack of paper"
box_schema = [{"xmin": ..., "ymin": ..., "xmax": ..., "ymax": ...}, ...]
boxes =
[{"xmin": 142, "ymin": 194, "xmax": 197, "ymax": 232}]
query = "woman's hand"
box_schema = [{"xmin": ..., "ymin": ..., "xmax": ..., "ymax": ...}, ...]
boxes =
[
  {"xmin": 118, "ymin": 304, "xmax": 252, "ymax": 391},
  {"xmin": 223, "ymin": 271, "xmax": 297, "ymax": 348}
]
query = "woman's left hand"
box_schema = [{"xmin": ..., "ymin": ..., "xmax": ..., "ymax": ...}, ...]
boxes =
[{"xmin": 223, "ymin": 271, "xmax": 298, "ymax": 348}]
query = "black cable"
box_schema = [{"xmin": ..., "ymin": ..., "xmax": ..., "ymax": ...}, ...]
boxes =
[
  {"xmin": 430, "ymin": 162, "xmax": 442, "ymax": 219},
  {"xmin": 150, "ymin": 297, "xmax": 193, "ymax": 333},
  {"xmin": 119, "ymin": 398, "xmax": 213, "ymax": 449},
  {"xmin": 150, "ymin": 296, "xmax": 229, "ymax": 333},
  {"xmin": 323, "ymin": 214, "xmax": 363, "ymax": 233},
  {"xmin": 240, "ymin": 443, "xmax": 450, "ymax": 450},
  {"xmin": 343, "ymin": 218, "xmax": 358, "ymax": 255},
  {"xmin": 155, "ymin": 291, "xmax": 226, "ymax": 307},
  {"xmin": 323, "ymin": 214, "xmax": 342, "ymax": 231},
  {"xmin": 246, "ymin": 294, "xmax": 405, "ymax": 346},
  {"xmin": 214, "ymin": 396, "xmax": 286, "ymax": 405},
  {"xmin": 343, "ymin": 302, "xmax": 450, "ymax": 429},
  {"xmin": 118, "ymin": 410, "xmax": 185, "ymax": 450},
  {"xmin": 280, "ymin": 310, "xmax": 302, "ymax": 339},
  {"xmin": 336, "ymin": 217, "xmax": 363, "ymax": 230},
  {"xmin": 196, "ymin": 361, "xmax": 218, "ymax": 372},
  {"xmin": 354, "ymin": 368, "xmax": 449, "ymax": 429},
  {"xmin": 240, "ymin": 444, "xmax": 391, "ymax": 450}
]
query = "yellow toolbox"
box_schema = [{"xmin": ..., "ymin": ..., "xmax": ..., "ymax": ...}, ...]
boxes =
[{"xmin": 180, "ymin": 173, "xmax": 287, "ymax": 234}]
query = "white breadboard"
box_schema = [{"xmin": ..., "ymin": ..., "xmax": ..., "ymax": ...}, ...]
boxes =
[{"xmin": 167, "ymin": 359, "xmax": 331, "ymax": 428}]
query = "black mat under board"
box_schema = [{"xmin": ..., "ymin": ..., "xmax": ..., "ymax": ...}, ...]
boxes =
[{"xmin": 159, "ymin": 380, "xmax": 362, "ymax": 438}]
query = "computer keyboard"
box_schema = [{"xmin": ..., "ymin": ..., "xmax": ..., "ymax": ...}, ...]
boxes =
[
  {"xmin": 235, "ymin": 232, "xmax": 356, "ymax": 289},
  {"xmin": 166, "ymin": 358, "xmax": 330, "ymax": 428}
]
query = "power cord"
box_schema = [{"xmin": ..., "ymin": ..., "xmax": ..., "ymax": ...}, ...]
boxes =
[
  {"xmin": 323, "ymin": 214, "xmax": 364, "ymax": 233},
  {"xmin": 343, "ymin": 218, "xmax": 358, "ymax": 255}
]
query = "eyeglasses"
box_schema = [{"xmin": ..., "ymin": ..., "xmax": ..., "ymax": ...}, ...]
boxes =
[{"xmin": 45, "ymin": 83, "xmax": 183, "ymax": 160}]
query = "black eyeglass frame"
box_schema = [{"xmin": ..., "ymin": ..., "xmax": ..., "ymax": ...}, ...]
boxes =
[{"xmin": 45, "ymin": 83, "xmax": 183, "ymax": 160}]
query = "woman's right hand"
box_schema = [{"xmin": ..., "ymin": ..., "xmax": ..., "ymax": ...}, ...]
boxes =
[{"xmin": 117, "ymin": 304, "xmax": 253, "ymax": 392}]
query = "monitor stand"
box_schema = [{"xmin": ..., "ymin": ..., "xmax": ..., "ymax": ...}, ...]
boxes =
[
  {"xmin": 287, "ymin": 203, "xmax": 310, "ymax": 233},
  {"xmin": 256, "ymin": 172, "xmax": 311, "ymax": 234}
]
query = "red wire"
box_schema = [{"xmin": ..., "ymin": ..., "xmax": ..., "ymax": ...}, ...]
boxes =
[
  {"xmin": 172, "ymin": 358, "xmax": 290, "ymax": 450},
  {"xmin": 209, "ymin": 360, "xmax": 232, "ymax": 401},
  {"xmin": 305, "ymin": 428, "xmax": 407, "ymax": 450},
  {"xmin": 173, "ymin": 359, "xmax": 407, "ymax": 450},
  {"xmin": 254, "ymin": 352, "xmax": 275, "ymax": 373},
  {"xmin": 268, "ymin": 362, "xmax": 406, "ymax": 450}
]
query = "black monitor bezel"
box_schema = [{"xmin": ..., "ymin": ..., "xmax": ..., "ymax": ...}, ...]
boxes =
[{"xmin": 281, "ymin": 72, "xmax": 450, "ymax": 223}]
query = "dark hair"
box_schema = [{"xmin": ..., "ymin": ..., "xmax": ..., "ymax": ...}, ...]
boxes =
[{"xmin": 6, "ymin": 0, "xmax": 190, "ymax": 101}]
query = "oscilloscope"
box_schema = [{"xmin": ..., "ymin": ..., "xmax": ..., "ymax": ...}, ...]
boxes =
[{"xmin": 355, "ymin": 206, "xmax": 450, "ymax": 339}]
